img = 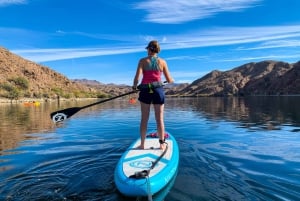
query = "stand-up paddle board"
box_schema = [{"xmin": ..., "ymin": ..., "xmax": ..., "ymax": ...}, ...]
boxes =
[{"xmin": 114, "ymin": 131, "xmax": 179, "ymax": 197}]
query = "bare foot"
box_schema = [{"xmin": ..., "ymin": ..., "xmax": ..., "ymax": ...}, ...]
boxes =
[
  {"xmin": 137, "ymin": 144, "xmax": 144, "ymax": 149},
  {"xmin": 160, "ymin": 143, "xmax": 166, "ymax": 151}
]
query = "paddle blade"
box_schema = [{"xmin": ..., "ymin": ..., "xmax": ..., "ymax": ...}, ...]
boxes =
[{"xmin": 50, "ymin": 107, "xmax": 81, "ymax": 123}]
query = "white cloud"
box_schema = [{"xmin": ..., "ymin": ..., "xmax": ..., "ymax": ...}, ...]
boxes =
[
  {"xmin": 217, "ymin": 53, "xmax": 300, "ymax": 62},
  {"xmin": 237, "ymin": 39, "xmax": 300, "ymax": 50},
  {"xmin": 12, "ymin": 46, "xmax": 143, "ymax": 62},
  {"xmin": 133, "ymin": 0, "xmax": 262, "ymax": 24},
  {"xmin": 0, "ymin": 0, "xmax": 27, "ymax": 7},
  {"xmin": 160, "ymin": 25, "xmax": 300, "ymax": 50},
  {"xmin": 10, "ymin": 25, "xmax": 300, "ymax": 63}
]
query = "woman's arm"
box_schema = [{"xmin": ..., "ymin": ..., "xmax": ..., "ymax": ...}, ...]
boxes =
[
  {"xmin": 162, "ymin": 60, "xmax": 174, "ymax": 83},
  {"xmin": 133, "ymin": 60, "xmax": 143, "ymax": 88}
]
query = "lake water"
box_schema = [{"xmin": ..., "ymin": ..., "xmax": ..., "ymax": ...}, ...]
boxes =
[{"xmin": 0, "ymin": 96, "xmax": 300, "ymax": 201}]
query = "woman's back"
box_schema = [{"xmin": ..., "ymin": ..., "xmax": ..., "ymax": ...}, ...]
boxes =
[{"xmin": 141, "ymin": 56, "xmax": 163, "ymax": 84}]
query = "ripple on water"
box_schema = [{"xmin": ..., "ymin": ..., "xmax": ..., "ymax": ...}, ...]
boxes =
[
  {"xmin": 0, "ymin": 130, "xmax": 128, "ymax": 200},
  {"xmin": 1, "ymin": 98, "xmax": 300, "ymax": 201}
]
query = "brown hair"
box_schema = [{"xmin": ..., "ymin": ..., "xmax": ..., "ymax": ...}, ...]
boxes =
[{"xmin": 146, "ymin": 40, "xmax": 160, "ymax": 53}]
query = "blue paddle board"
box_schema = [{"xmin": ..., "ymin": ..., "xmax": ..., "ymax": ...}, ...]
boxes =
[{"xmin": 114, "ymin": 131, "xmax": 179, "ymax": 197}]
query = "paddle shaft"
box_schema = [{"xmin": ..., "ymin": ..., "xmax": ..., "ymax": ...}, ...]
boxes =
[
  {"xmin": 81, "ymin": 90, "xmax": 137, "ymax": 110},
  {"xmin": 50, "ymin": 90, "xmax": 137, "ymax": 122},
  {"xmin": 51, "ymin": 81, "xmax": 168, "ymax": 122}
]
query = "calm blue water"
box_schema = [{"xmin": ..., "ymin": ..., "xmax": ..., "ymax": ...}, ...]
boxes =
[{"xmin": 0, "ymin": 97, "xmax": 300, "ymax": 201}]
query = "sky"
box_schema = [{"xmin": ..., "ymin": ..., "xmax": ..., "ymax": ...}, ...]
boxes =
[{"xmin": 0, "ymin": 0, "xmax": 300, "ymax": 85}]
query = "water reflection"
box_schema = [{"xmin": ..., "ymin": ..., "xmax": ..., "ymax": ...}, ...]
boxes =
[
  {"xmin": 0, "ymin": 98, "xmax": 139, "ymax": 154},
  {"xmin": 0, "ymin": 96, "xmax": 299, "ymax": 200},
  {"xmin": 0, "ymin": 103, "xmax": 53, "ymax": 153},
  {"xmin": 166, "ymin": 96, "xmax": 300, "ymax": 131},
  {"xmin": 1, "ymin": 96, "xmax": 299, "ymax": 154}
]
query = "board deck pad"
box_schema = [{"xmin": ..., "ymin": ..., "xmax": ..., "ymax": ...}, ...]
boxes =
[
  {"xmin": 114, "ymin": 131, "xmax": 179, "ymax": 197},
  {"xmin": 123, "ymin": 138, "xmax": 173, "ymax": 177}
]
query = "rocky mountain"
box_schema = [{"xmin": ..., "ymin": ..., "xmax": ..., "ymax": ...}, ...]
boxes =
[
  {"xmin": 0, "ymin": 47, "xmax": 110, "ymax": 100},
  {"xmin": 1, "ymin": 46, "xmax": 299, "ymax": 99},
  {"xmin": 72, "ymin": 79, "xmax": 189, "ymax": 96},
  {"xmin": 164, "ymin": 83, "xmax": 189, "ymax": 95},
  {"xmin": 176, "ymin": 60, "xmax": 300, "ymax": 96},
  {"xmin": 72, "ymin": 79, "xmax": 132, "ymax": 96}
]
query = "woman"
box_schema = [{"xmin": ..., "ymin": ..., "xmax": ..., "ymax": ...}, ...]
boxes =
[{"xmin": 133, "ymin": 40, "xmax": 174, "ymax": 150}]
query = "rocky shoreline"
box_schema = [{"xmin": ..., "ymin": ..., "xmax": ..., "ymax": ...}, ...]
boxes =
[{"xmin": 0, "ymin": 97, "xmax": 99, "ymax": 104}]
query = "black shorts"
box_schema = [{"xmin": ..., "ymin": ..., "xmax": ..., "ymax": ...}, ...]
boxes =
[{"xmin": 138, "ymin": 87, "xmax": 165, "ymax": 104}]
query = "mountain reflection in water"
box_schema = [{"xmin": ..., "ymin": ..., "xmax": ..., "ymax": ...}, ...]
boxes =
[{"xmin": 0, "ymin": 96, "xmax": 299, "ymax": 200}]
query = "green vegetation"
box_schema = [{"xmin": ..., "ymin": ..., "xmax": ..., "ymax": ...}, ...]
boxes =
[
  {"xmin": 8, "ymin": 77, "xmax": 29, "ymax": 90},
  {"xmin": 0, "ymin": 77, "xmax": 29, "ymax": 100},
  {"xmin": 50, "ymin": 88, "xmax": 108, "ymax": 99},
  {"xmin": 0, "ymin": 76, "xmax": 109, "ymax": 100},
  {"xmin": 0, "ymin": 83, "xmax": 21, "ymax": 100}
]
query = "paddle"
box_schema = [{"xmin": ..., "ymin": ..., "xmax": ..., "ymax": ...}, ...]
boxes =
[
  {"xmin": 50, "ymin": 81, "xmax": 168, "ymax": 123},
  {"xmin": 50, "ymin": 90, "xmax": 137, "ymax": 123}
]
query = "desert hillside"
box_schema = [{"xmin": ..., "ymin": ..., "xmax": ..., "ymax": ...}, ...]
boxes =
[
  {"xmin": 175, "ymin": 60, "xmax": 300, "ymax": 96},
  {"xmin": 1, "ymin": 46, "xmax": 299, "ymax": 99},
  {"xmin": 0, "ymin": 47, "xmax": 107, "ymax": 100}
]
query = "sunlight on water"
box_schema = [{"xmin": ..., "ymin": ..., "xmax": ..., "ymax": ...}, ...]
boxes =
[{"xmin": 0, "ymin": 97, "xmax": 300, "ymax": 200}]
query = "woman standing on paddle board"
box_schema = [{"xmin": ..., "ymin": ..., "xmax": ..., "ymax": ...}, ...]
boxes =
[{"xmin": 133, "ymin": 40, "xmax": 174, "ymax": 150}]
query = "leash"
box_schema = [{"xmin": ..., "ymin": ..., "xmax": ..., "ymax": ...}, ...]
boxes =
[{"xmin": 129, "ymin": 141, "xmax": 168, "ymax": 179}]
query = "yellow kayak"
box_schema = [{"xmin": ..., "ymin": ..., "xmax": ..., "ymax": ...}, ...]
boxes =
[{"xmin": 23, "ymin": 101, "xmax": 40, "ymax": 106}]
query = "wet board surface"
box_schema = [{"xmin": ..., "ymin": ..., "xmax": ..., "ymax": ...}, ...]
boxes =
[{"xmin": 114, "ymin": 131, "xmax": 179, "ymax": 197}]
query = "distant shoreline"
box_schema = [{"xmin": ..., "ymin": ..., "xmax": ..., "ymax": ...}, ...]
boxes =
[
  {"xmin": 1, "ymin": 94, "xmax": 300, "ymax": 104},
  {"xmin": 0, "ymin": 98, "xmax": 99, "ymax": 104}
]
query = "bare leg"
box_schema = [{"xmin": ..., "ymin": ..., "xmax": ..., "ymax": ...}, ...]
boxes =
[
  {"xmin": 139, "ymin": 102, "xmax": 151, "ymax": 149},
  {"xmin": 154, "ymin": 104, "xmax": 165, "ymax": 150}
]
